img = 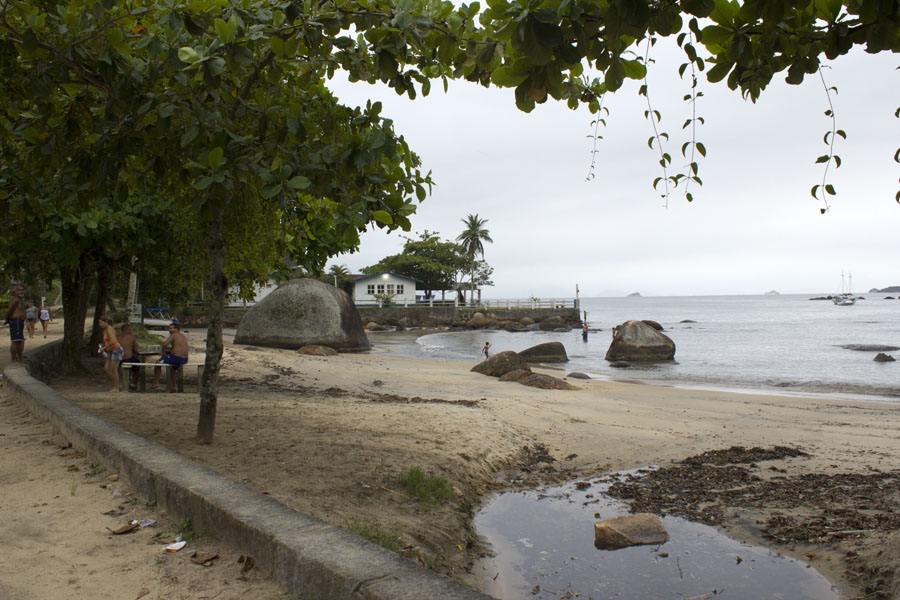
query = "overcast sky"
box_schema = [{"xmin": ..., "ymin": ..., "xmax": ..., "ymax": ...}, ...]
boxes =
[{"xmin": 327, "ymin": 42, "xmax": 898, "ymax": 298}]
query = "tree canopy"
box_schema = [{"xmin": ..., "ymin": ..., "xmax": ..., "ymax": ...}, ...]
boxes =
[
  {"xmin": 1, "ymin": 0, "xmax": 895, "ymax": 441},
  {"xmin": 362, "ymin": 231, "xmax": 470, "ymax": 293}
]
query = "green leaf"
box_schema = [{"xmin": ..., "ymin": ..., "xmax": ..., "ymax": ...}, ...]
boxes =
[
  {"xmin": 621, "ymin": 59, "xmax": 647, "ymax": 79},
  {"xmin": 262, "ymin": 184, "xmax": 283, "ymax": 199},
  {"xmin": 178, "ymin": 47, "xmax": 200, "ymax": 64},
  {"xmin": 373, "ymin": 210, "xmax": 393, "ymax": 225},
  {"xmin": 193, "ymin": 176, "xmax": 214, "ymax": 190},
  {"xmin": 287, "ymin": 175, "xmax": 311, "ymax": 190},
  {"xmin": 181, "ymin": 125, "xmax": 199, "ymax": 147},
  {"xmin": 208, "ymin": 147, "xmax": 225, "ymax": 169}
]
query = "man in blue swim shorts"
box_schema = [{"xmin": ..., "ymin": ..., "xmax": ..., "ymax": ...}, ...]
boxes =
[
  {"xmin": 4, "ymin": 284, "xmax": 26, "ymax": 362},
  {"xmin": 153, "ymin": 321, "xmax": 189, "ymax": 391}
]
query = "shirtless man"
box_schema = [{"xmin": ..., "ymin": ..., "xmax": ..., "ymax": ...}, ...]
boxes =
[
  {"xmin": 3, "ymin": 284, "xmax": 26, "ymax": 362},
  {"xmin": 98, "ymin": 316, "xmax": 123, "ymax": 392},
  {"xmin": 118, "ymin": 324, "xmax": 142, "ymax": 392},
  {"xmin": 153, "ymin": 321, "xmax": 189, "ymax": 392}
]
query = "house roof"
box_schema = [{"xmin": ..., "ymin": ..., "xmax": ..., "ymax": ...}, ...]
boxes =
[{"xmin": 347, "ymin": 272, "xmax": 424, "ymax": 285}]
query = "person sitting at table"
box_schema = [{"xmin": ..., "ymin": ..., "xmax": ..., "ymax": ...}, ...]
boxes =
[
  {"xmin": 152, "ymin": 321, "xmax": 189, "ymax": 392},
  {"xmin": 118, "ymin": 323, "xmax": 142, "ymax": 392}
]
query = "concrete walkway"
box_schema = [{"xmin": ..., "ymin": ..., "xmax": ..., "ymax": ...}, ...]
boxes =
[{"xmin": 3, "ymin": 332, "xmax": 490, "ymax": 599}]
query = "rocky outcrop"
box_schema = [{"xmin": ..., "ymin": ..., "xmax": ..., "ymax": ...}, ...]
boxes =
[
  {"xmin": 234, "ymin": 278, "xmax": 369, "ymax": 351},
  {"xmin": 539, "ymin": 316, "xmax": 570, "ymax": 331},
  {"xmin": 642, "ymin": 320, "xmax": 664, "ymax": 331},
  {"xmin": 518, "ymin": 373, "xmax": 578, "ymax": 390},
  {"xmin": 471, "ymin": 351, "xmax": 531, "ymax": 378},
  {"xmin": 498, "ymin": 369, "xmax": 532, "ymax": 382},
  {"xmin": 874, "ymin": 353, "xmax": 896, "ymax": 362},
  {"xmin": 594, "ymin": 513, "xmax": 669, "ymax": 550},
  {"xmin": 605, "ymin": 320, "xmax": 676, "ymax": 362},
  {"xmin": 518, "ymin": 342, "xmax": 569, "ymax": 363}
]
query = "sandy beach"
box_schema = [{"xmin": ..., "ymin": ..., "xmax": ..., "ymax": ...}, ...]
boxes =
[{"xmin": 6, "ymin": 326, "xmax": 900, "ymax": 598}]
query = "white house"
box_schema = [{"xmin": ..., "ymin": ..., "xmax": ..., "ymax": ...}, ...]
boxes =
[{"xmin": 349, "ymin": 272, "xmax": 420, "ymax": 306}]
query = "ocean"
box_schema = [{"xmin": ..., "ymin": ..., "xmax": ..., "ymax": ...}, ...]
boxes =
[{"xmin": 370, "ymin": 294, "xmax": 900, "ymax": 399}]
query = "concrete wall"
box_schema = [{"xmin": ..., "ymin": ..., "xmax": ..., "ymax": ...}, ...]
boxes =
[{"xmin": 6, "ymin": 342, "xmax": 489, "ymax": 600}]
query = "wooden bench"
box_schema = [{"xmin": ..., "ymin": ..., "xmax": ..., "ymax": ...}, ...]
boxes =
[{"xmin": 120, "ymin": 361, "xmax": 204, "ymax": 393}]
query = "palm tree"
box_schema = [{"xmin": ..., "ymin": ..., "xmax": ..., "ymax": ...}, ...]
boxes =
[
  {"xmin": 328, "ymin": 264, "xmax": 350, "ymax": 287},
  {"xmin": 455, "ymin": 214, "xmax": 492, "ymax": 305}
]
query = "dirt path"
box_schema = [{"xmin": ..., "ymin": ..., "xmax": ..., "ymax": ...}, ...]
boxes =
[{"xmin": 0, "ymin": 326, "xmax": 288, "ymax": 600}]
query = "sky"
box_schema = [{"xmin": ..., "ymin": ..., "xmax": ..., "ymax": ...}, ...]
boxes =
[{"xmin": 326, "ymin": 41, "xmax": 898, "ymax": 298}]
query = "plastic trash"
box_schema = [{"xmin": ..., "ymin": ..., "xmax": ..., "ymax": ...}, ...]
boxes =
[{"xmin": 165, "ymin": 541, "xmax": 187, "ymax": 552}]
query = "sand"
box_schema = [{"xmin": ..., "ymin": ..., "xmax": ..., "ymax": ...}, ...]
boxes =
[{"xmin": 6, "ymin": 326, "xmax": 900, "ymax": 598}]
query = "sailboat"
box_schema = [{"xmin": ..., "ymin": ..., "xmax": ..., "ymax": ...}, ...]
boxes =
[{"xmin": 833, "ymin": 272, "xmax": 857, "ymax": 306}]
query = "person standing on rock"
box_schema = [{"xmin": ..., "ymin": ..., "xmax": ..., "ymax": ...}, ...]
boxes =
[
  {"xmin": 153, "ymin": 321, "xmax": 189, "ymax": 391},
  {"xmin": 482, "ymin": 342, "xmax": 491, "ymax": 359},
  {"xmin": 4, "ymin": 284, "xmax": 26, "ymax": 362}
]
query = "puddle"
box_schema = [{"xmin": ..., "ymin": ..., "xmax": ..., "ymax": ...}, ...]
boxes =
[{"xmin": 472, "ymin": 477, "xmax": 839, "ymax": 599}]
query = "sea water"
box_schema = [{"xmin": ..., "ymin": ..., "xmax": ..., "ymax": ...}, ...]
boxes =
[{"xmin": 371, "ymin": 294, "xmax": 900, "ymax": 399}]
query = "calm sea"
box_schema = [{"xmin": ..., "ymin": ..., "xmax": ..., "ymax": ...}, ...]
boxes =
[{"xmin": 370, "ymin": 294, "xmax": 900, "ymax": 400}]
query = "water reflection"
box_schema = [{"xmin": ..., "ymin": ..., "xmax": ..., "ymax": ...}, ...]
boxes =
[{"xmin": 473, "ymin": 479, "xmax": 839, "ymax": 600}]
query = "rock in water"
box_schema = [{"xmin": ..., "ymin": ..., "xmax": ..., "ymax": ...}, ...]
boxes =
[
  {"xmin": 234, "ymin": 278, "xmax": 369, "ymax": 351},
  {"xmin": 471, "ymin": 351, "xmax": 531, "ymax": 377},
  {"xmin": 518, "ymin": 342, "xmax": 569, "ymax": 363},
  {"xmin": 594, "ymin": 513, "xmax": 669, "ymax": 550},
  {"xmin": 874, "ymin": 353, "xmax": 896, "ymax": 362},
  {"xmin": 605, "ymin": 320, "xmax": 676, "ymax": 362}
]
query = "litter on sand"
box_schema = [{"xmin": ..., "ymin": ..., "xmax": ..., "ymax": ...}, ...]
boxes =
[{"xmin": 165, "ymin": 541, "xmax": 187, "ymax": 552}]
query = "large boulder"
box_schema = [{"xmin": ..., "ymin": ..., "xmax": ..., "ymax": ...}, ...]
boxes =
[
  {"xmin": 234, "ymin": 278, "xmax": 369, "ymax": 351},
  {"xmin": 471, "ymin": 351, "xmax": 531, "ymax": 378},
  {"xmin": 594, "ymin": 514, "xmax": 669, "ymax": 550},
  {"xmin": 518, "ymin": 342, "xmax": 569, "ymax": 363},
  {"xmin": 605, "ymin": 320, "xmax": 676, "ymax": 362}
]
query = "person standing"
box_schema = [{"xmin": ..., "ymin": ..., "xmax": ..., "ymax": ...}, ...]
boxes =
[
  {"xmin": 3, "ymin": 284, "xmax": 26, "ymax": 362},
  {"xmin": 118, "ymin": 324, "xmax": 142, "ymax": 392},
  {"xmin": 482, "ymin": 341, "xmax": 491, "ymax": 359},
  {"xmin": 38, "ymin": 302, "xmax": 51, "ymax": 338},
  {"xmin": 98, "ymin": 316, "xmax": 123, "ymax": 392},
  {"xmin": 25, "ymin": 301, "xmax": 37, "ymax": 339},
  {"xmin": 582, "ymin": 322, "xmax": 589, "ymax": 342},
  {"xmin": 153, "ymin": 321, "xmax": 189, "ymax": 392}
]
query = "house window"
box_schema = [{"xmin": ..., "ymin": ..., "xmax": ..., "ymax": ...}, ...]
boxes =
[
  {"xmin": 396, "ymin": 284, "xmax": 404, "ymax": 295},
  {"xmin": 386, "ymin": 284, "xmax": 395, "ymax": 294},
  {"xmin": 367, "ymin": 284, "xmax": 375, "ymax": 295},
  {"xmin": 377, "ymin": 284, "xmax": 384, "ymax": 294}
]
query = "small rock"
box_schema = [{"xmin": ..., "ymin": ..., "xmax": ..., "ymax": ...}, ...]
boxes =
[
  {"xmin": 296, "ymin": 345, "xmax": 338, "ymax": 356},
  {"xmin": 609, "ymin": 361, "xmax": 630, "ymax": 368},
  {"xmin": 372, "ymin": 380, "xmax": 384, "ymax": 386},
  {"xmin": 594, "ymin": 513, "xmax": 669, "ymax": 550},
  {"xmin": 567, "ymin": 372, "xmax": 591, "ymax": 379},
  {"xmin": 874, "ymin": 353, "xmax": 896, "ymax": 362}
]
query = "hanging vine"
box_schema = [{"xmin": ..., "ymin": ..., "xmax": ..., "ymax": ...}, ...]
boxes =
[
  {"xmin": 676, "ymin": 23, "xmax": 706, "ymax": 203},
  {"xmin": 585, "ymin": 94, "xmax": 609, "ymax": 182},
  {"xmin": 810, "ymin": 66, "xmax": 844, "ymax": 214}
]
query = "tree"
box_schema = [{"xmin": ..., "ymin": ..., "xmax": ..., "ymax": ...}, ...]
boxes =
[
  {"xmin": 363, "ymin": 231, "xmax": 469, "ymax": 298},
  {"xmin": 456, "ymin": 215, "xmax": 493, "ymax": 304},
  {"xmin": 2, "ymin": 0, "xmax": 896, "ymax": 443},
  {"xmin": 328, "ymin": 264, "xmax": 351, "ymax": 287}
]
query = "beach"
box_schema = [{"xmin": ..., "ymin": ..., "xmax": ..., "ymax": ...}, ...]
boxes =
[{"xmin": 33, "ymin": 327, "xmax": 900, "ymax": 599}]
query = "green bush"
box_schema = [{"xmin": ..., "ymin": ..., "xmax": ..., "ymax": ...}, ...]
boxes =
[{"xmin": 398, "ymin": 467, "xmax": 455, "ymax": 505}]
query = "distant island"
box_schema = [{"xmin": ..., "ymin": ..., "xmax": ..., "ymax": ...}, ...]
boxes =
[
  {"xmin": 627, "ymin": 292, "xmax": 642, "ymax": 297},
  {"xmin": 869, "ymin": 286, "xmax": 900, "ymax": 293},
  {"xmin": 764, "ymin": 290, "xmax": 780, "ymax": 295}
]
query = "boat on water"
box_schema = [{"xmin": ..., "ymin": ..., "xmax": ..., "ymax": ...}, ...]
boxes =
[{"xmin": 833, "ymin": 272, "xmax": 857, "ymax": 306}]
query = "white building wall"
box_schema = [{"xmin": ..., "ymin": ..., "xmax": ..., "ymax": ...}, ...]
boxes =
[{"xmin": 352, "ymin": 274, "xmax": 417, "ymax": 306}]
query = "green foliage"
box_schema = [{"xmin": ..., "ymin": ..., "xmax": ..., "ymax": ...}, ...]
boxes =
[
  {"xmin": 363, "ymin": 231, "xmax": 469, "ymax": 292},
  {"xmin": 398, "ymin": 467, "xmax": 456, "ymax": 505},
  {"xmin": 346, "ymin": 519, "xmax": 401, "ymax": 552}
]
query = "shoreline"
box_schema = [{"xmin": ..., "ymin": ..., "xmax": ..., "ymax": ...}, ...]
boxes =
[
  {"xmin": 366, "ymin": 328, "xmax": 900, "ymax": 403},
  {"xmin": 49, "ymin": 331, "xmax": 900, "ymax": 599}
]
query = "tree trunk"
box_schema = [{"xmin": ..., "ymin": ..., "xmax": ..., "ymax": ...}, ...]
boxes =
[
  {"xmin": 90, "ymin": 261, "xmax": 111, "ymax": 349},
  {"xmin": 58, "ymin": 255, "xmax": 95, "ymax": 373},
  {"xmin": 197, "ymin": 206, "xmax": 227, "ymax": 444},
  {"xmin": 125, "ymin": 261, "xmax": 138, "ymax": 319}
]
